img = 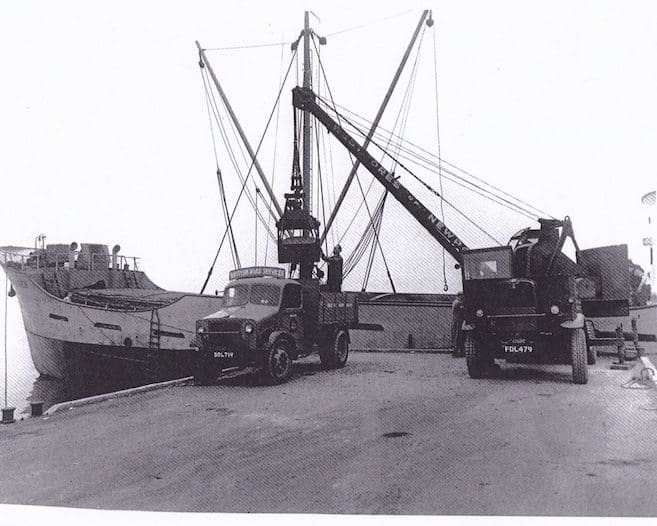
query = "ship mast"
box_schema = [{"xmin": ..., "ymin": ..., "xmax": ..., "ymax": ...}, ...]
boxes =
[{"xmin": 302, "ymin": 11, "xmax": 313, "ymax": 213}]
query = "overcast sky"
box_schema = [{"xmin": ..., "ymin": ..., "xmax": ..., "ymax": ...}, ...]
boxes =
[{"xmin": 1, "ymin": 0, "xmax": 656, "ymax": 295}]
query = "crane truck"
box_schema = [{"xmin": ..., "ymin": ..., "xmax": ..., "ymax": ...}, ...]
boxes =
[{"xmin": 291, "ymin": 86, "xmax": 630, "ymax": 384}]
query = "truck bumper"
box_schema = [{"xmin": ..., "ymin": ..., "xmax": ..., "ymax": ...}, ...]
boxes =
[{"xmin": 474, "ymin": 328, "xmax": 572, "ymax": 364}]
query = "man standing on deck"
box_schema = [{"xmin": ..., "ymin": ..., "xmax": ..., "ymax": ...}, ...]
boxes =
[{"xmin": 321, "ymin": 245, "xmax": 344, "ymax": 292}]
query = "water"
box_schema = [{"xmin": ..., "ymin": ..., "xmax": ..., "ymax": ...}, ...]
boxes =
[{"xmin": 0, "ymin": 268, "xmax": 67, "ymax": 416}]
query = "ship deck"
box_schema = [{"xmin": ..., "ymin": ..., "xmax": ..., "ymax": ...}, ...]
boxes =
[{"xmin": 70, "ymin": 288, "xmax": 191, "ymax": 310}]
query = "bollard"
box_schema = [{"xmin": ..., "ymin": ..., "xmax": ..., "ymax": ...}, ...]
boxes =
[
  {"xmin": 616, "ymin": 325, "xmax": 625, "ymax": 364},
  {"xmin": 610, "ymin": 325, "xmax": 631, "ymax": 370},
  {"xmin": 631, "ymin": 317, "xmax": 644, "ymax": 356},
  {"xmin": 30, "ymin": 401, "xmax": 44, "ymax": 417},
  {"xmin": 1, "ymin": 407, "xmax": 16, "ymax": 424}
]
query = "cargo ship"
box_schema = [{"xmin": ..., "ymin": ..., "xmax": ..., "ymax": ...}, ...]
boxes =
[{"xmin": 0, "ymin": 241, "xmax": 223, "ymax": 390}]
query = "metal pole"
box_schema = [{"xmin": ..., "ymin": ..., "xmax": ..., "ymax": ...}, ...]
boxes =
[
  {"xmin": 196, "ymin": 41, "xmax": 284, "ymax": 219},
  {"xmin": 320, "ymin": 9, "xmax": 430, "ymax": 244},
  {"xmin": 255, "ymin": 188, "xmax": 258, "ymax": 265},
  {"xmin": 302, "ymin": 11, "xmax": 313, "ymax": 212},
  {"xmin": 4, "ymin": 272, "xmax": 8, "ymax": 407}
]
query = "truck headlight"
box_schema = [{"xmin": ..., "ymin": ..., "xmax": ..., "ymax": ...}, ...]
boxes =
[
  {"xmin": 550, "ymin": 305, "xmax": 560, "ymax": 315},
  {"xmin": 244, "ymin": 322, "xmax": 254, "ymax": 334},
  {"xmin": 475, "ymin": 309, "xmax": 484, "ymax": 318},
  {"xmin": 197, "ymin": 326, "xmax": 205, "ymax": 333}
]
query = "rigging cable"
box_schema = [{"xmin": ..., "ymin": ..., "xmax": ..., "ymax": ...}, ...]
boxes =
[
  {"xmin": 315, "ymin": 122, "xmax": 329, "ymax": 255},
  {"xmin": 324, "ymin": 9, "xmax": 414, "ymax": 38},
  {"xmin": 316, "ymin": 95, "xmax": 503, "ymax": 245},
  {"xmin": 432, "ymin": 19, "xmax": 448, "ymax": 291},
  {"xmin": 265, "ymin": 37, "xmax": 286, "ymax": 264},
  {"xmin": 330, "ymin": 104, "xmax": 540, "ymax": 220},
  {"xmin": 312, "ymin": 35, "xmax": 397, "ymax": 292},
  {"xmin": 200, "ymin": 68, "xmax": 241, "ymax": 268},
  {"xmin": 199, "ymin": 43, "xmax": 300, "ymax": 293},
  {"xmin": 343, "ymin": 191, "xmax": 386, "ymax": 278},
  {"xmin": 201, "ymin": 67, "xmax": 278, "ymax": 239},
  {"xmin": 327, "ymin": 101, "xmax": 552, "ymax": 219},
  {"xmin": 204, "ymin": 41, "xmax": 292, "ymax": 52},
  {"xmin": 254, "ymin": 186, "xmax": 258, "ymax": 265},
  {"xmin": 361, "ymin": 192, "xmax": 388, "ymax": 291},
  {"xmin": 313, "ymin": 40, "xmax": 330, "ymax": 256},
  {"xmin": 357, "ymin": 26, "xmax": 425, "ymax": 290}
]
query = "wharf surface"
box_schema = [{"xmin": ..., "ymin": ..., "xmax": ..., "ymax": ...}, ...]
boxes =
[{"xmin": 1, "ymin": 352, "xmax": 657, "ymax": 516}]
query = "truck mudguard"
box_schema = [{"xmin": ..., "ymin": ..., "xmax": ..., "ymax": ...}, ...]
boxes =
[{"xmin": 560, "ymin": 313, "xmax": 585, "ymax": 329}]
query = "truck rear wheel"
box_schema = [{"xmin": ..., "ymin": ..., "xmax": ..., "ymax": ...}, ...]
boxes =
[
  {"xmin": 465, "ymin": 332, "xmax": 485, "ymax": 379},
  {"xmin": 262, "ymin": 340, "xmax": 293, "ymax": 384},
  {"xmin": 320, "ymin": 329, "xmax": 349, "ymax": 369},
  {"xmin": 571, "ymin": 328, "xmax": 588, "ymax": 384}
]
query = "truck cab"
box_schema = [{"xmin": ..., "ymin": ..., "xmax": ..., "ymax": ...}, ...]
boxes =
[
  {"xmin": 194, "ymin": 266, "xmax": 354, "ymax": 384},
  {"xmin": 460, "ymin": 218, "xmax": 630, "ymax": 384}
]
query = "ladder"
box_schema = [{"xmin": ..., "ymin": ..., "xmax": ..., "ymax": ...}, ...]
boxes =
[
  {"xmin": 149, "ymin": 309, "xmax": 161, "ymax": 350},
  {"xmin": 146, "ymin": 309, "xmax": 161, "ymax": 383}
]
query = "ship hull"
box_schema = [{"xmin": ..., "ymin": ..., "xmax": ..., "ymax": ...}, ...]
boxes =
[{"xmin": 2, "ymin": 258, "xmax": 223, "ymax": 383}]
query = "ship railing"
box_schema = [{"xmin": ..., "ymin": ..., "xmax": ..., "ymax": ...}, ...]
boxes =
[
  {"xmin": 1, "ymin": 251, "xmax": 32, "ymax": 271},
  {"xmin": 1, "ymin": 251, "xmax": 140, "ymax": 272},
  {"xmin": 89, "ymin": 253, "xmax": 140, "ymax": 272}
]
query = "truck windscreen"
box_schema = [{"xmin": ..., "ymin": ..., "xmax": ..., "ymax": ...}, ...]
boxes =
[
  {"xmin": 250, "ymin": 285, "xmax": 281, "ymax": 306},
  {"xmin": 463, "ymin": 248, "xmax": 513, "ymax": 280},
  {"xmin": 223, "ymin": 285, "xmax": 249, "ymax": 307}
]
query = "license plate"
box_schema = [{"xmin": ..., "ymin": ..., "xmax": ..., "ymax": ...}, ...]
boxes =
[
  {"xmin": 213, "ymin": 351, "xmax": 234, "ymax": 359},
  {"xmin": 503, "ymin": 345, "xmax": 533, "ymax": 353}
]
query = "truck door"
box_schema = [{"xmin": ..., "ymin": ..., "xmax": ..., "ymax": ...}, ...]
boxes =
[
  {"xmin": 576, "ymin": 244, "xmax": 630, "ymax": 317},
  {"xmin": 280, "ymin": 283, "xmax": 304, "ymax": 347}
]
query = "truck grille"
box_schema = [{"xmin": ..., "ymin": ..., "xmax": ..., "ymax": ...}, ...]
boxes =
[
  {"xmin": 496, "ymin": 280, "xmax": 536, "ymax": 312},
  {"xmin": 207, "ymin": 319, "xmax": 241, "ymax": 333}
]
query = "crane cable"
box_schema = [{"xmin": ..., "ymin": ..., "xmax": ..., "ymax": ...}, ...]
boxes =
[
  {"xmin": 357, "ymin": 26, "xmax": 425, "ymax": 290},
  {"xmin": 328, "ymin": 101, "xmax": 552, "ymax": 220},
  {"xmin": 431, "ymin": 21, "xmax": 449, "ymax": 291},
  {"xmin": 330, "ymin": 101, "xmax": 540, "ymax": 221},
  {"xmin": 199, "ymin": 42, "xmax": 300, "ymax": 293},
  {"xmin": 316, "ymin": 95, "xmax": 503, "ymax": 245},
  {"xmin": 312, "ymin": 34, "xmax": 397, "ymax": 292}
]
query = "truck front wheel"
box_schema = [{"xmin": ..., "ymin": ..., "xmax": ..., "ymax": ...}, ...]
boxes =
[
  {"xmin": 320, "ymin": 329, "xmax": 349, "ymax": 369},
  {"xmin": 571, "ymin": 328, "xmax": 588, "ymax": 384},
  {"xmin": 262, "ymin": 340, "xmax": 293, "ymax": 384},
  {"xmin": 465, "ymin": 332, "xmax": 485, "ymax": 379}
]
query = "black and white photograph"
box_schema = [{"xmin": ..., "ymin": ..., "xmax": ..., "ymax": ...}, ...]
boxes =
[{"xmin": 1, "ymin": 1, "xmax": 657, "ymax": 524}]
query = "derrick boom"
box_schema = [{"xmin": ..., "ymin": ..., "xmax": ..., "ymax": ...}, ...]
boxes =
[{"xmin": 292, "ymin": 86, "xmax": 468, "ymax": 263}]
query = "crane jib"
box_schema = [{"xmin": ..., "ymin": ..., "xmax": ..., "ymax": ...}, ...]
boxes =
[{"xmin": 292, "ymin": 86, "xmax": 467, "ymax": 262}]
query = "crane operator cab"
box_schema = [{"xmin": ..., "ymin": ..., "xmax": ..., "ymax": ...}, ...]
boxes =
[{"xmin": 460, "ymin": 216, "xmax": 630, "ymax": 384}]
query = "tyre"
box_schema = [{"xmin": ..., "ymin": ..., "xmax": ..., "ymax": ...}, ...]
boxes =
[
  {"xmin": 571, "ymin": 328, "xmax": 588, "ymax": 384},
  {"xmin": 262, "ymin": 339, "xmax": 293, "ymax": 384},
  {"xmin": 320, "ymin": 329, "xmax": 349, "ymax": 369},
  {"xmin": 465, "ymin": 332, "xmax": 485, "ymax": 379},
  {"xmin": 193, "ymin": 353, "xmax": 216, "ymax": 386}
]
